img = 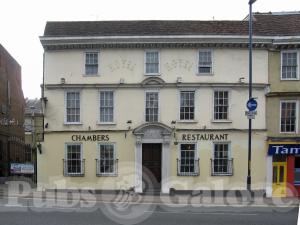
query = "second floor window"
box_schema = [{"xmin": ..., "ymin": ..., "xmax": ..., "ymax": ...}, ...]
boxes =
[
  {"xmin": 198, "ymin": 50, "xmax": 212, "ymax": 74},
  {"xmin": 280, "ymin": 101, "xmax": 297, "ymax": 133},
  {"xmin": 145, "ymin": 51, "xmax": 159, "ymax": 74},
  {"xmin": 145, "ymin": 92, "xmax": 159, "ymax": 122},
  {"xmin": 214, "ymin": 91, "xmax": 229, "ymax": 120},
  {"xmin": 85, "ymin": 52, "xmax": 98, "ymax": 75},
  {"xmin": 100, "ymin": 91, "xmax": 114, "ymax": 123},
  {"xmin": 66, "ymin": 91, "xmax": 80, "ymax": 123},
  {"xmin": 281, "ymin": 51, "xmax": 298, "ymax": 80},
  {"xmin": 180, "ymin": 91, "xmax": 195, "ymax": 120}
]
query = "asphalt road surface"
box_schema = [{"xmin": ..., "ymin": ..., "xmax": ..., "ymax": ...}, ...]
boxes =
[{"xmin": 0, "ymin": 197, "xmax": 298, "ymax": 225}]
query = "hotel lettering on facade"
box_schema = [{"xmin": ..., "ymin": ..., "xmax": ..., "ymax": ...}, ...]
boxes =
[{"xmin": 39, "ymin": 13, "xmax": 300, "ymax": 196}]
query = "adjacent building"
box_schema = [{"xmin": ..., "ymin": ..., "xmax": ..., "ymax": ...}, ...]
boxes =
[
  {"xmin": 262, "ymin": 12, "xmax": 300, "ymax": 197},
  {"xmin": 39, "ymin": 12, "xmax": 300, "ymax": 195},
  {"xmin": 0, "ymin": 44, "xmax": 25, "ymax": 180}
]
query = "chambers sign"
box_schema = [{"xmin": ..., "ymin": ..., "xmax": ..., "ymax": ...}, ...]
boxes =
[
  {"xmin": 71, "ymin": 134, "xmax": 109, "ymax": 142},
  {"xmin": 268, "ymin": 144, "xmax": 300, "ymax": 155}
]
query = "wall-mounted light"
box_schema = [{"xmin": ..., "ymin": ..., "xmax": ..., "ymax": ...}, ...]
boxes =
[
  {"xmin": 45, "ymin": 123, "xmax": 48, "ymax": 128},
  {"xmin": 239, "ymin": 77, "xmax": 245, "ymax": 83},
  {"xmin": 60, "ymin": 78, "xmax": 66, "ymax": 84},
  {"xmin": 125, "ymin": 120, "xmax": 132, "ymax": 138}
]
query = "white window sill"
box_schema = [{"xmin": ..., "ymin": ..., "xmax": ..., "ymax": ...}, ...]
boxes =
[
  {"xmin": 177, "ymin": 120, "xmax": 198, "ymax": 124},
  {"xmin": 83, "ymin": 74, "xmax": 100, "ymax": 77},
  {"xmin": 64, "ymin": 122, "xmax": 83, "ymax": 125},
  {"xmin": 280, "ymin": 78, "xmax": 299, "ymax": 81},
  {"xmin": 211, "ymin": 120, "xmax": 232, "ymax": 123},
  {"xmin": 97, "ymin": 122, "xmax": 116, "ymax": 125},
  {"xmin": 144, "ymin": 73, "xmax": 161, "ymax": 76},
  {"xmin": 196, "ymin": 73, "xmax": 214, "ymax": 76},
  {"xmin": 279, "ymin": 131, "xmax": 298, "ymax": 134}
]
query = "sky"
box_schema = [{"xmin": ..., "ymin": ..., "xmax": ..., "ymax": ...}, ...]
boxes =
[{"xmin": 0, "ymin": 0, "xmax": 299, "ymax": 99}]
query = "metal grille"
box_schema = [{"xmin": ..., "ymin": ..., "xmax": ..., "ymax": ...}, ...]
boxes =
[
  {"xmin": 85, "ymin": 52, "xmax": 98, "ymax": 75},
  {"xmin": 97, "ymin": 144, "xmax": 117, "ymax": 176},
  {"xmin": 214, "ymin": 91, "xmax": 229, "ymax": 120},
  {"xmin": 145, "ymin": 92, "xmax": 159, "ymax": 122},
  {"xmin": 63, "ymin": 144, "xmax": 84, "ymax": 176},
  {"xmin": 177, "ymin": 144, "xmax": 199, "ymax": 176},
  {"xmin": 180, "ymin": 91, "xmax": 194, "ymax": 120},
  {"xmin": 211, "ymin": 143, "xmax": 233, "ymax": 176},
  {"xmin": 280, "ymin": 101, "xmax": 297, "ymax": 133},
  {"xmin": 282, "ymin": 52, "xmax": 297, "ymax": 79},
  {"xmin": 198, "ymin": 50, "xmax": 212, "ymax": 74},
  {"xmin": 66, "ymin": 92, "xmax": 80, "ymax": 123},
  {"xmin": 145, "ymin": 51, "xmax": 159, "ymax": 74},
  {"xmin": 100, "ymin": 91, "xmax": 114, "ymax": 122}
]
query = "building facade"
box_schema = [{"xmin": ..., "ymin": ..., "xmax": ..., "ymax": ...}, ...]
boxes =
[
  {"xmin": 264, "ymin": 12, "xmax": 300, "ymax": 197},
  {"xmin": 38, "ymin": 15, "xmax": 299, "ymax": 194},
  {"xmin": 0, "ymin": 44, "xmax": 25, "ymax": 180}
]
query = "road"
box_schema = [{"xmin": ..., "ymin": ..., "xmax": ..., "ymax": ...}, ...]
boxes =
[{"xmin": 0, "ymin": 196, "xmax": 298, "ymax": 225}]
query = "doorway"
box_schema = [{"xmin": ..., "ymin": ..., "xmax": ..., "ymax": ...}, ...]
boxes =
[
  {"xmin": 142, "ymin": 143, "xmax": 162, "ymax": 192},
  {"xmin": 272, "ymin": 162, "xmax": 287, "ymax": 197}
]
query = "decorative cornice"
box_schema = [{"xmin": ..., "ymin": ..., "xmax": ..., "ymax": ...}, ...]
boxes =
[{"xmin": 44, "ymin": 82, "xmax": 268, "ymax": 90}]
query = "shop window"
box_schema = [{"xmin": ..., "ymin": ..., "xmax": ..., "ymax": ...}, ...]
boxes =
[{"xmin": 294, "ymin": 157, "xmax": 300, "ymax": 185}]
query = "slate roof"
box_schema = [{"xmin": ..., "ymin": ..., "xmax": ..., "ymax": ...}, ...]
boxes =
[
  {"xmin": 25, "ymin": 98, "xmax": 42, "ymax": 115},
  {"xmin": 43, "ymin": 12, "xmax": 300, "ymax": 37}
]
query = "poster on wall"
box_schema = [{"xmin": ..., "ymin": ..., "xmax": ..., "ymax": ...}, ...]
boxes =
[{"xmin": 10, "ymin": 163, "xmax": 34, "ymax": 174}]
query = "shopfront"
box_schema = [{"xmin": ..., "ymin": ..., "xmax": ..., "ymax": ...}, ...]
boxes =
[{"xmin": 268, "ymin": 142, "xmax": 300, "ymax": 197}]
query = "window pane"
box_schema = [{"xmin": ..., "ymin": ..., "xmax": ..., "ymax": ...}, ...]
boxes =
[
  {"xmin": 85, "ymin": 52, "xmax": 98, "ymax": 75},
  {"xmin": 282, "ymin": 52, "xmax": 297, "ymax": 79},
  {"xmin": 180, "ymin": 144, "xmax": 196, "ymax": 174},
  {"xmin": 198, "ymin": 51, "xmax": 212, "ymax": 74},
  {"xmin": 213, "ymin": 143, "xmax": 229, "ymax": 174},
  {"xmin": 180, "ymin": 91, "xmax": 195, "ymax": 120},
  {"xmin": 66, "ymin": 144, "xmax": 82, "ymax": 174},
  {"xmin": 66, "ymin": 92, "xmax": 80, "ymax": 123},
  {"xmin": 99, "ymin": 144, "xmax": 115, "ymax": 174},
  {"xmin": 214, "ymin": 91, "xmax": 229, "ymax": 120},
  {"xmin": 145, "ymin": 92, "xmax": 159, "ymax": 122},
  {"xmin": 100, "ymin": 91, "xmax": 114, "ymax": 122},
  {"xmin": 145, "ymin": 51, "xmax": 159, "ymax": 74},
  {"xmin": 281, "ymin": 101, "xmax": 297, "ymax": 132}
]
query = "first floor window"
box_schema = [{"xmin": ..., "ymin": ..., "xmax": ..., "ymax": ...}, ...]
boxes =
[
  {"xmin": 280, "ymin": 101, "xmax": 297, "ymax": 133},
  {"xmin": 66, "ymin": 91, "xmax": 80, "ymax": 123},
  {"xmin": 64, "ymin": 144, "xmax": 83, "ymax": 176},
  {"xmin": 100, "ymin": 91, "xmax": 114, "ymax": 123},
  {"xmin": 212, "ymin": 143, "xmax": 232, "ymax": 175},
  {"xmin": 145, "ymin": 91, "xmax": 159, "ymax": 122},
  {"xmin": 178, "ymin": 143, "xmax": 199, "ymax": 176},
  {"xmin": 145, "ymin": 51, "xmax": 159, "ymax": 74},
  {"xmin": 281, "ymin": 51, "xmax": 298, "ymax": 79},
  {"xmin": 97, "ymin": 144, "xmax": 117, "ymax": 176},
  {"xmin": 214, "ymin": 91, "xmax": 229, "ymax": 120},
  {"xmin": 85, "ymin": 52, "xmax": 98, "ymax": 75},
  {"xmin": 180, "ymin": 91, "xmax": 195, "ymax": 120},
  {"xmin": 198, "ymin": 50, "xmax": 212, "ymax": 74}
]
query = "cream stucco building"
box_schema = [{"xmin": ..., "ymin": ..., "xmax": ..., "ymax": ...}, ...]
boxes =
[{"xmin": 38, "ymin": 18, "xmax": 291, "ymax": 194}]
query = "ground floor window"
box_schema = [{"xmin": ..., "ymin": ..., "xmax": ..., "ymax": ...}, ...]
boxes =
[
  {"xmin": 97, "ymin": 143, "xmax": 117, "ymax": 176},
  {"xmin": 294, "ymin": 156, "xmax": 300, "ymax": 185},
  {"xmin": 64, "ymin": 144, "xmax": 84, "ymax": 176},
  {"xmin": 211, "ymin": 143, "xmax": 233, "ymax": 176},
  {"xmin": 177, "ymin": 143, "xmax": 199, "ymax": 176}
]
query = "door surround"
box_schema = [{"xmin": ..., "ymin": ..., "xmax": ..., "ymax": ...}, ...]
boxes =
[{"xmin": 133, "ymin": 122, "xmax": 172, "ymax": 194}]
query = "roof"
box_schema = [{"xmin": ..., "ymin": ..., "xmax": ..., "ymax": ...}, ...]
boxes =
[
  {"xmin": 43, "ymin": 12, "xmax": 300, "ymax": 37},
  {"xmin": 25, "ymin": 98, "xmax": 42, "ymax": 115}
]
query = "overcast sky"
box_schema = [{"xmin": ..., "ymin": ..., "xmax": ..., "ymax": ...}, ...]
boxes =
[{"xmin": 0, "ymin": 0, "xmax": 299, "ymax": 99}]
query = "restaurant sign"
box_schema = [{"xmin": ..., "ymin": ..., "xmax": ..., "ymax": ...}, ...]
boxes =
[{"xmin": 268, "ymin": 144, "xmax": 300, "ymax": 155}]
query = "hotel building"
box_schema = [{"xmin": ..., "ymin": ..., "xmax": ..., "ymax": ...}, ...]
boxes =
[{"xmin": 38, "ymin": 15, "xmax": 298, "ymax": 194}]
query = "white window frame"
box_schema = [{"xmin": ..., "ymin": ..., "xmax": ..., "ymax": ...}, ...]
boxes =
[
  {"xmin": 178, "ymin": 142, "xmax": 199, "ymax": 176},
  {"xmin": 144, "ymin": 50, "xmax": 160, "ymax": 75},
  {"xmin": 281, "ymin": 50, "xmax": 299, "ymax": 80},
  {"xmin": 197, "ymin": 49, "xmax": 213, "ymax": 75},
  {"xmin": 144, "ymin": 90, "xmax": 160, "ymax": 122},
  {"xmin": 64, "ymin": 143, "xmax": 83, "ymax": 176},
  {"xmin": 97, "ymin": 143, "xmax": 117, "ymax": 176},
  {"xmin": 279, "ymin": 100, "xmax": 299, "ymax": 134},
  {"xmin": 84, "ymin": 51, "xmax": 100, "ymax": 76},
  {"xmin": 213, "ymin": 90, "xmax": 230, "ymax": 121},
  {"xmin": 179, "ymin": 90, "xmax": 196, "ymax": 122},
  {"xmin": 98, "ymin": 90, "xmax": 115, "ymax": 124},
  {"xmin": 211, "ymin": 142, "xmax": 232, "ymax": 176},
  {"xmin": 64, "ymin": 90, "xmax": 82, "ymax": 125}
]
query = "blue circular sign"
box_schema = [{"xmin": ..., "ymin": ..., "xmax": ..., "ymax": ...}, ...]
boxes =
[{"xmin": 246, "ymin": 98, "xmax": 257, "ymax": 111}]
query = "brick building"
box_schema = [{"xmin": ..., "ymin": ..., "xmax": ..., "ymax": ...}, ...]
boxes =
[{"xmin": 0, "ymin": 44, "xmax": 25, "ymax": 180}]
